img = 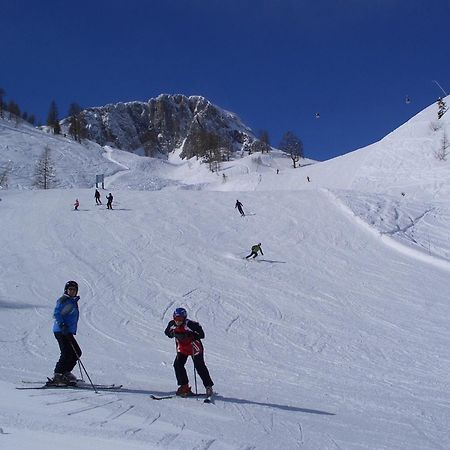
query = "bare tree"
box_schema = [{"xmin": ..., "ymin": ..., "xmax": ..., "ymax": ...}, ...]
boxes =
[
  {"xmin": 34, "ymin": 146, "xmax": 57, "ymax": 189},
  {"xmin": 189, "ymin": 129, "xmax": 223, "ymax": 172},
  {"xmin": 279, "ymin": 131, "xmax": 304, "ymax": 168},
  {"xmin": 68, "ymin": 103, "xmax": 87, "ymax": 142},
  {"xmin": 0, "ymin": 160, "xmax": 12, "ymax": 189},
  {"xmin": 435, "ymin": 132, "xmax": 450, "ymax": 161},
  {"xmin": 250, "ymin": 139, "xmax": 271, "ymax": 154},
  {"xmin": 258, "ymin": 130, "xmax": 271, "ymax": 153}
]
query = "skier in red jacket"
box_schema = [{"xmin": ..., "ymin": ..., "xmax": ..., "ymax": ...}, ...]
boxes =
[{"xmin": 164, "ymin": 307, "xmax": 214, "ymax": 397}]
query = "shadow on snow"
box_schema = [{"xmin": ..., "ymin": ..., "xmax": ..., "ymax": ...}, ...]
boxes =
[{"xmin": 116, "ymin": 387, "xmax": 335, "ymax": 416}]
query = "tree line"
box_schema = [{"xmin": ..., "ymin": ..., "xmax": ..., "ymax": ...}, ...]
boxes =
[
  {"xmin": 184, "ymin": 128, "xmax": 304, "ymax": 172},
  {"xmin": 0, "ymin": 87, "xmax": 87, "ymax": 142}
]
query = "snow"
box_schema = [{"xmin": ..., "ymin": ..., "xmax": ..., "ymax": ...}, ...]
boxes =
[{"xmin": 1, "ymin": 97, "xmax": 450, "ymax": 449}]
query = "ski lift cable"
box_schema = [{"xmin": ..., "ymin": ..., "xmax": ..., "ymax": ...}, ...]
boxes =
[{"xmin": 433, "ymin": 80, "xmax": 448, "ymax": 96}]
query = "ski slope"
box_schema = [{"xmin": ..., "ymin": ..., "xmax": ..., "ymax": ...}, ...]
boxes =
[{"xmin": 1, "ymin": 97, "xmax": 450, "ymax": 449}]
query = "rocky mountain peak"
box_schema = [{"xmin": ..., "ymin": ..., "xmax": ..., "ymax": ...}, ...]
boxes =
[{"xmin": 65, "ymin": 94, "xmax": 261, "ymax": 158}]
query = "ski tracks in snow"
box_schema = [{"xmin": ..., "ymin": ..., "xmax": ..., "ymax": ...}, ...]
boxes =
[{"xmin": 325, "ymin": 189, "xmax": 450, "ymax": 271}]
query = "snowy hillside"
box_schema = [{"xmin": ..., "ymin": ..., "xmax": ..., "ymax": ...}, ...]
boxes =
[{"xmin": 1, "ymin": 97, "xmax": 450, "ymax": 449}]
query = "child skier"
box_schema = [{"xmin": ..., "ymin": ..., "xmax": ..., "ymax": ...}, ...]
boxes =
[
  {"xmin": 48, "ymin": 281, "xmax": 82, "ymax": 386},
  {"xmin": 106, "ymin": 193, "xmax": 113, "ymax": 210},
  {"xmin": 164, "ymin": 307, "xmax": 214, "ymax": 397}
]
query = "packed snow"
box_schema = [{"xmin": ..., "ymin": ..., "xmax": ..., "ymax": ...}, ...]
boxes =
[{"xmin": 0, "ymin": 97, "xmax": 450, "ymax": 449}]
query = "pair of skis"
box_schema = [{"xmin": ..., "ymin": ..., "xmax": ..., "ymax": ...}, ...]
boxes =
[
  {"xmin": 17, "ymin": 380, "xmax": 122, "ymax": 391},
  {"xmin": 18, "ymin": 381, "xmax": 214, "ymax": 403},
  {"xmin": 150, "ymin": 393, "xmax": 214, "ymax": 404}
]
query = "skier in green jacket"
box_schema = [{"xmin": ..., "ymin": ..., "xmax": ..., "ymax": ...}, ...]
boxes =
[{"xmin": 246, "ymin": 243, "xmax": 263, "ymax": 259}]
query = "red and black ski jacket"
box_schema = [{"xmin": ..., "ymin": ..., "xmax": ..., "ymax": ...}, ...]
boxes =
[{"xmin": 164, "ymin": 319, "xmax": 205, "ymax": 356}]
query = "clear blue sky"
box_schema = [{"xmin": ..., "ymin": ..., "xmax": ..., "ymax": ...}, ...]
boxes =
[{"xmin": 2, "ymin": 0, "xmax": 449, "ymax": 160}]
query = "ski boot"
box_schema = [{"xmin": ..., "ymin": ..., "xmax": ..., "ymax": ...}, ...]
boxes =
[
  {"xmin": 176, "ymin": 384, "xmax": 193, "ymax": 397},
  {"xmin": 205, "ymin": 386, "xmax": 214, "ymax": 397}
]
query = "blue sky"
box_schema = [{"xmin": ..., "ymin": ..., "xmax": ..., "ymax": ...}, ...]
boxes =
[{"xmin": 2, "ymin": 0, "xmax": 449, "ymax": 160}]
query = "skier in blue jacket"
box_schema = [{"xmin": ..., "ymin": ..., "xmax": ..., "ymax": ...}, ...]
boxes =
[{"xmin": 48, "ymin": 280, "xmax": 82, "ymax": 386}]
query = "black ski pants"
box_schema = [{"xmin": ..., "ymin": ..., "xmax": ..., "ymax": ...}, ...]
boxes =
[
  {"xmin": 54, "ymin": 332, "xmax": 82, "ymax": 375},
  {"xmin": 173, "ymin": 352, "xmax": 214, "ymax": 388},
  {"xmin": 246, "ymin": 251, "xmax": 258, "ymax": 259}
]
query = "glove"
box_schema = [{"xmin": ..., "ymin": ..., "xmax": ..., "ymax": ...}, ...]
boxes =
[
  {"xmin": 167, "ymin": 330, "xmax": 175, "ymax": 338},
  {"xmin": 174, "ymin": 332, "xmax": 189, "ymax": 341},
  {"xmin": 60, "ymin": 323, "xmax": 69, "ymax": 335}
]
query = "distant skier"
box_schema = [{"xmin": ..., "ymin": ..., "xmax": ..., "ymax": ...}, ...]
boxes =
[
  {"xmin": 307, "ymin": 176, "xmax": 310, "ymax": 182},
  {"xmin": 235, "ymin": 200, "xmax": 245, "ymax": 217},
  {"xmin": 106, "ymin": 193, "xmax": 113, "ymax": 210},
  {"xmin": 74, "ymin": 199, "xmax": 79, "ymax": 211},
  {"xmin": 164, "ymin": 307, "xmax": 214, "ymax": 397},
  {"xmin": 246, "ymin": 243, "xmax": 263, "ymax": 259},
  {"xmin": 48, "ymin": 281, "xmax": 82, "ymax": 386},
  {"xmin": 95, "ymin": 189, "xmax": 102, "ymax": 205}
]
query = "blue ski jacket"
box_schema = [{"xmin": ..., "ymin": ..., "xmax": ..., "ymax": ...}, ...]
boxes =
[{"xmin": 52, "ymin": 294, "xmax": 80, "ymax": 334}]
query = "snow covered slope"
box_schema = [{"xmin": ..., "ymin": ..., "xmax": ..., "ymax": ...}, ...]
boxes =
[{"xmin": 1, "ymin": 96, "xmax": 450, "ymax": 449}]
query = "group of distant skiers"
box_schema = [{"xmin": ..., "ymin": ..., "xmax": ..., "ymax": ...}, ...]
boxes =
[
  {"xmin": 73, "ymin": 190, "xmax": 113, "ymax": 211},
  {"xmin": 52, "ymin": 198, "xmax": 263, "ymax": 396}
]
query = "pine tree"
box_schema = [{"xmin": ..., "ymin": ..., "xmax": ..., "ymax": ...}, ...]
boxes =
[
  {"xmin": 0, "ymin": 87, "xmax": 5, "ymax": 118},
  {"xmin": 47, "ymin": 100, "xmax": 60, "ymax": 134},
  {"xmin": 7, "ymin": 100, "xmax": 21, "ymax": 118},
  {"xmin": 34, "ymin": 146, "xmax": 57, "ymax": 189}
]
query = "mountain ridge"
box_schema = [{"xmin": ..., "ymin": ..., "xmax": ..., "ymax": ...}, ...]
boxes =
[{"xmin": 61, "ymin": 93, "xmax": 261, "ymax": 158}]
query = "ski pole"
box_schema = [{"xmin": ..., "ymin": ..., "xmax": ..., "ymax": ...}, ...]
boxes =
[
  {"xmin": 77, "ymin": 360, "xmax": 84, "ymax": 381},
  {"xmin": 68, "ymin": 338, "xmax": 98, "ymax": 393},
  {"xmin": 192, "ymin": 358, "xmax": 198, "ymax": 396}
]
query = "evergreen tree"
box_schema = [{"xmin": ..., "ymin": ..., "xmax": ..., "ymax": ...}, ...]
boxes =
[
  {"xmin": 34, "ymin": 146, "xmax": 57, "ymax": 189},
  {"xmin": 7, "ymin": 100, "xmax": 21, "ymax": 118},
  {"xmin": 47, "ymin": 100, "xmax": 60, "ymax": 134},
  {"xmin": 7, "ymin": 100, "xmax": 21, "ymax": 125},
  {"xmin": 0, "ymin": 87, "xmax": 5, "ymax": 118}
]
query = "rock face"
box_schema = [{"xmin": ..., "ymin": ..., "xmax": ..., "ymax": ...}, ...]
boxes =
[{"xmin": 66, "ymin": 94, "xmax": 260, "ymax": 158}]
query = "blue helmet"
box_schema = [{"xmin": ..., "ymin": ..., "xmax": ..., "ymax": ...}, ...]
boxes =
[{"xmin": 173, "ymin": 307, "xmax": 187, "ymax": 320}]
